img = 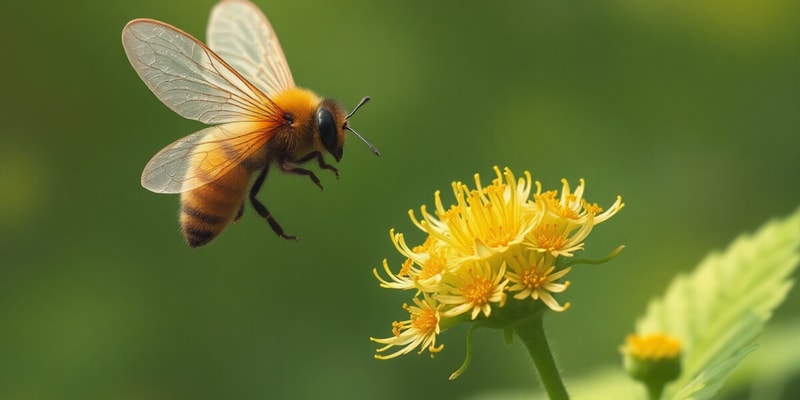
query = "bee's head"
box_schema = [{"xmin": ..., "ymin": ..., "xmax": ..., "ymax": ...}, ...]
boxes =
[{"xmin": 316, "ymin": 96, "xmax": 379, "ymax": 162}]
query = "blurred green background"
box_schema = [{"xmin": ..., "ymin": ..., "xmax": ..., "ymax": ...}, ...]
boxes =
[{"xmin": 1, "ymin": 0, "xmax": 798, "ymax": 399}]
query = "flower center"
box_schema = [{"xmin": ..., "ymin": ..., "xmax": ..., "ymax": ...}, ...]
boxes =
[
  {"xmin": 411, "ymin": 308, "xmax": 439, "ymax": 334},
  {"xmin": 540, "ymin": 191, "xmax": 579, "ymax": 219},
  {"xmin": 520, "ymin": 268, "xmax": 548, "ymax": 289},
  {"xmin": 419, "ymin": 252, "xmax": 446, "ymax": 280},
  {"xmin": 483, "ymin": 225, "xmax": 513, "ymax": 248},
  {"xmin": 532, "ymin": 224, "xmax": 567, "ymax": 250},
  {"xmin": 473, "ymin": 185, "xmax": 517, "ymax": 248},
  {"xmin": 460, "ymin": 275, "xmax": 493, "ymax": 305}
]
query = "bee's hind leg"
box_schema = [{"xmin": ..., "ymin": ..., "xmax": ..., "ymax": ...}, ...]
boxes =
[
  {"xmin": 232, "ymin": 202, "xmax": 245, "ymax": 224},
  {"xmin": 250, "ymin": 165, "xmax": 298, "ymax": 241}
]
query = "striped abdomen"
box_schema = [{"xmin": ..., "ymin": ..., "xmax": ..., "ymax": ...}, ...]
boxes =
[{"xmin": 180, "ymin": 165, "xmax": 251, "ymax": 247}]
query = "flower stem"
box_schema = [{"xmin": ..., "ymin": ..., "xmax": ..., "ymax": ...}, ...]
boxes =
[
  {"xmin": 645, "ymin": 381, "xmax": 665, "ymax": 400},
  {"xmin": 515, "ymin": 315, "xmax": 569, "ymax": 400}
]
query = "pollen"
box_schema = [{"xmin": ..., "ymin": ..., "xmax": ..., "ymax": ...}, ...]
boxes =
[
  {"xmin": 460, "ymin": 275, "xmax": 495, "ymax": 305},
  {"xmin": 419, "ymin": 251, "xmax": 446, "ymax": 280},
  {"xmin": 519, "ymin": 268, "xmax": 549, "ymax": 290},
  {"xmin": 583, "ymin": 201, "xmax": 603, "ymax": 215},
  {"xmin": 411, "ymin": 307, "xmax": 439, "ymax": 334},
  {"xmin": 391, "ymin": 320, "xmax": 403, "ymax": 337},
  {"xmin": 538, "ymin": 189, "xmax": 580, "ymax": 220},
  {"xmin": 481, "ymin": 225, "xmax": 514, "ymax": 248},
  {"xmin": 399, "ymin": 259, "xmax": 413, "ymax": 276},
  {"xmin": 436, "ymin": 205, "xmax": 462, "ymax": 221},
  {"xmin": 483, "ymin": 181, "xmax": 505, "ymax": 196},
  {"xmin": 553, "ymin": 202, "xmax": 579, "ymax": 219},
  {"xmin": 532, "ymin": 224, "xmax": 568, "ymax": 251}
]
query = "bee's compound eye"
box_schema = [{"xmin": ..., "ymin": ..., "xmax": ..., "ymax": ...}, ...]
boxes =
[{"xmin": 317, "ymin": 107, "xmax": 337, "ymax": 150}]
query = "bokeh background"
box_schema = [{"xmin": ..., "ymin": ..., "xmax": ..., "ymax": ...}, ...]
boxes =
[{"xmin": 1, "ymin": 0, "xmax": 798, "ymax": 399}]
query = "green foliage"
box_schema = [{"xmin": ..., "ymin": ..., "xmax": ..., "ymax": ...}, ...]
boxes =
[
  {"xmin": 636, "ymin": 207, "xmax": 800, "ymax": 399},
  {"xmin": 725, "ymin": 320, "xmax": 800, "ymax": 398}
]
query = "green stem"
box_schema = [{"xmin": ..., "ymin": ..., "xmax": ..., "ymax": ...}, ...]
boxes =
[
  {"xmin": 449, "ymin": 323, "xmax": 479, "ymax": 380},
  {"xmin": 645, "ymin": 381, "xmax": 664, "ymax": 400},
  {"xmin": 515, "ymin": 315, "xmax": 569, "ymax": 400}
]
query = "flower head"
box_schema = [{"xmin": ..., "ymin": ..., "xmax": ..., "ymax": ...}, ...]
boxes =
[
  {"xmin": 371, "ymin": 294, "xmax": 443, "ymax": 359},
  {"xmin": 506, "ymin": 252, "xmax": 571, "ymax": 312},
  {"xmin": 409, "ymin": 166, "xmax": 539, "ymax": 261},
  {"xmin": 438, "ymin": 261, "xmax": 509, "ymax": 320},
  {"xmin": 374, "ymin": 232, "xmax": 451, "ymax": 292},
  {"xmin": 527, "ymin": 179, "xmax": 624, "ymax": 257},
  {"xmin": 373, "ymin": 167, "xmax": 624, "ymax": 364}
]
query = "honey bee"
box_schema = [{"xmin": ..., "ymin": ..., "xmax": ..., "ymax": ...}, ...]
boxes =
[{"xmin": 122, "ymin": 0, "xmax": 379, "ymax": 247}]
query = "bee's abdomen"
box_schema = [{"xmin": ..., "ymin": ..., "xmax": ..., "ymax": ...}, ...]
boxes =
[{"xmin": 179, "ymin": 167, "xmax": 250, "ymax": 248}]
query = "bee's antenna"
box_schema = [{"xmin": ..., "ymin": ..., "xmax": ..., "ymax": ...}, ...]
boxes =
[
  {"xmin": 345, "ymin": 96, "xmax": 380, "ymax": 156},
  {"xmin": 346, "ymin": 96, "xmax": 371, "ymax": 120},
  {"xmin": 345, "ymin": 126, "xmax": 380, "ymax": 156}
]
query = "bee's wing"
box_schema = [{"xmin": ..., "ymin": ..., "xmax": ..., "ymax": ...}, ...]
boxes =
[
  {"xmin": 207, "ymin": 0, "xmax": 295, "ymax": 97},
  {"xmin": 122, "ymin": 18, "xmax": 282, "ymax": 124},
  {"xmin": 141, "ymin": 121, "xmax": 276, "ymax": 194}
]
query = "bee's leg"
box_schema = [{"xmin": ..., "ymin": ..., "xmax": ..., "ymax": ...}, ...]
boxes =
[
  {"xmin": 294, "ymin": 151, "xmax": 339, "ymax": 179},
  {"xmin": 232, "ymin": 202, "xmax": 245, "ymax": 224},
  {"xmin": 250, "ymin": 165, "xmax": 298, "ymax": 241},
  {"xmin": 280, "ymin": 158, "xmax": 324, "ymax": 191}
]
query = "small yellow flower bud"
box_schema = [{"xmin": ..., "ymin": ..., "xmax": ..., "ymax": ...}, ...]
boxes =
[{"xmin": 621, "ymin": 333, "xmax": 682, "ymax": 399}]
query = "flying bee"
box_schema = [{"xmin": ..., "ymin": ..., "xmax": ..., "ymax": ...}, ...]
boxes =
[{"xmin": 122, "ymin": 0, "xmax": 379, "ymax": 247}]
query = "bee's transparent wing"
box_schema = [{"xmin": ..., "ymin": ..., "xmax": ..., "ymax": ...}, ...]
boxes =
[
  {"xmin": 122, "ymin": 18, "xmax": 282, "ymax": 124},
  {"xmin": 207, "ymin": 0, "xmax": 295, "ymax": 97},
  {"xmin": 141, "ymin": 121, "xmax": 277, "ymax": 193}
]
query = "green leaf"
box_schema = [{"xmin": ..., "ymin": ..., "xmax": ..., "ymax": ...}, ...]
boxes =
[
  {"xmin": 635, "ymin": 207, "xmax": 800, "ymax": 400},
  {"xmin": 723, "ymin": 319, "xmax": 800, "ymax": 399}
]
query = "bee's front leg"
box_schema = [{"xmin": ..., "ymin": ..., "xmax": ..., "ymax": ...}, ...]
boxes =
[
  {"xmin": 280, "ymin": 158, "xmax": 324, "ymax": 190},
  {"xmin": 294, "ymin": 151, "xmax": 339, "ymax": 179}
]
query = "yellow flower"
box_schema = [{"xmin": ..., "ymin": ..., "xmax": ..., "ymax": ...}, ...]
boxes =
[
  {"xmin": 527, "ymin": 216, "xmax": 591, "ymax": 257},
  {"xmin": 371, "ymin": 295, "xmax": 443, "ymax": 359},
  {"xmin": 536, "ymin": 178, "xmax": 624, "ymax": 226},
  {"xmin": 438, "ymin": 261, "xmax": 509, "ymax": 320},
  {"xmin": 373, "ymin": 166, "xmax": 624, "ymax": 361},
  {"xmin": 506, "ymin": 252, "xmax": 571, "ymax": 312},
  {"xmin": 527, "ymin": 179, "xmax": 624, "ymax": 257},
  {"xmin": 374, "ymin": 232, "xmax": 451, "ymax": 292},
  {"xmin": 409, "ymin": 166, "xmax": 539, "ymax": 261}
]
